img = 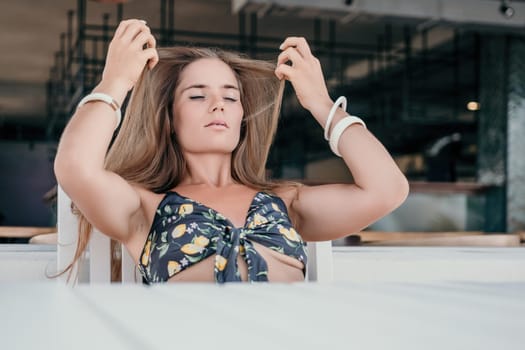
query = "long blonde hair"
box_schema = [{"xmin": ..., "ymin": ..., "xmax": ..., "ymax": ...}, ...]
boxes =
[{"xmin": 62, "ymin": 47, "xmax": 286, "ymax": 281}]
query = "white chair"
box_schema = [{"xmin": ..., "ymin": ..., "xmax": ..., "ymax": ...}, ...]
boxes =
[{"xmin": 57, "ymin": 186, "xmax": 333, "ymax": 284}]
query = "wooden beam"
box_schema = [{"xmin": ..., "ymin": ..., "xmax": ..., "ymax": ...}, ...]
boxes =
[
  {"xmin": 355, "ymin": 231, "xmax": 484, "ymax": 242},
  {"xmin": 0, "ymin": 226, "xmax": 56, "ymax": 238},
  {"xmin": 408, "ymin": 181, "xmax": 491, "ymax": 194},
  {"xmin": 365, "ymin": 234, "xmax": 520, "ymax": 247},
  {"xmin": 28, "ymin": 233, "xmax": 58, "ymax": 245},
  {"xmin": 298, "ymin": 180, "xmax": 492, "ymax": 195}
]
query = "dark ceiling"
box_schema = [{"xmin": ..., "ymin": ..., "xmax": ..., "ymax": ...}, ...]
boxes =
[
  {"xmin": 2, "ymin": 0, "xmax": 523, "ymax": 126},
  {"xmin": 1, "ymin": 0, "xmax": 524, "ymax": 180}
]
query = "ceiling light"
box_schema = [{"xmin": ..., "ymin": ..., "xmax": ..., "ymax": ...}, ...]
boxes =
[
  {"xmin": 467, "ymin": 101, "xmax": 480, "ymax": 111},
  {"xmin": 500, "ymin": 1, "xmax": 515, "ymax": 18}
]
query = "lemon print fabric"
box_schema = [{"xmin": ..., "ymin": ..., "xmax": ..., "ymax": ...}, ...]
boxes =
[
  {"xmin": 180, "ymin": 236, "xmax": 210, "ymax": 255},
  {"xmin": 215, "ymin": 255, "xmax": 227, "ymax": 271},
  {"xmin": 279, "ymin": 226, "xmax": 301, "ymax": 242},
  {"xmin": 137, "ymin": 191, "xmax": 308, "ymax": 284},
  {"xmin": 167, "ymin": 261, "xmax": 182, "ymax": 277},
  {"xmin": 171, "ymin": 224, "xmax": 186, "ymax": 238},
  {"xmin": 141, "ymin": 240, "xmax": 151, "ymax": 266},
  {"xmin": 248, "ymin": 213, "xmax": 268, "ymax": 229},
  {"xmin": 178, "ymin": 203, "xmax": 193, "ymax": 215}
]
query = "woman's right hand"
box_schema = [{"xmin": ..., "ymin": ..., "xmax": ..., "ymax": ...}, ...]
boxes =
[{"xmin": 98, "ymin": 19, "xmax": 159, "ymax": 98}]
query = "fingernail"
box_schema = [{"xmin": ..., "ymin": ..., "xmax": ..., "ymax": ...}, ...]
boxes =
[
  {"xmin": 279, "ymin": 43, "xmax": 284, "ymax": 50},
  {"xmin": 140, "ymin": 20, "xmax": 147, "ymax": 24}
]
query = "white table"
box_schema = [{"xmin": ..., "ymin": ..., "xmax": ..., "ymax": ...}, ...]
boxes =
[{"xmin": 1, "ymin": 281, "xmax": 524, "ymax": 349}]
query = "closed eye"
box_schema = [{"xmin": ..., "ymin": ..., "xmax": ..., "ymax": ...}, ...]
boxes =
[
  {"xmin": 189, "ymin": 96, "xmax": 204, "ymax": 100},
  {"xmin": 224, "ymin": 97, "xmax": 238, "ymax": 102}
]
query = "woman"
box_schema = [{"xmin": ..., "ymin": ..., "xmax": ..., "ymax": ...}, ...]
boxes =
[{"xmin": 54, "ymin": 19, "xmax": 409, "ymax": 283}]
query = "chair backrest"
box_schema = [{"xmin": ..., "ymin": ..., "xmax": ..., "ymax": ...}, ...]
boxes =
[{"xmin": 57, "ymin": 186, "xmax": 333, "ymax": 283}]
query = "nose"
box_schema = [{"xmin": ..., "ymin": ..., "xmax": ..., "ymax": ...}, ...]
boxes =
[{"xmin": 209, "ymin": 96, "xmax": 225, "ymax": 113}]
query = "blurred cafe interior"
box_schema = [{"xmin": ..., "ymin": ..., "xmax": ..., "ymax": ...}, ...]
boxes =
[
  {"xmin": 2, "ymin": 3, "xmax": 525, "ymax": 348},
  {"xmin": 0, "ymin": 0, "xmax": 524, "ymax": 282}
]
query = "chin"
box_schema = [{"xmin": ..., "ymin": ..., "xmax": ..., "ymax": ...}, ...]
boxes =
[
  {"xmin": 195, "ymin": 144, "xmax": 238, "ymax": 154},
  {"xmin": 185, "ymin": 136, "xmax": 240, "ymax": 154}
]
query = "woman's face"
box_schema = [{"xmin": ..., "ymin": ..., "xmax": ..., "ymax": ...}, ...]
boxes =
[{"xmin": 172, "ymin": 58, "xmax": 244, "ymax": 154}]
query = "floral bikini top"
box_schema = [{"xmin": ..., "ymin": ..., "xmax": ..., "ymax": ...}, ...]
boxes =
[{"xmin": 138, "ymin": 191, "xmax": 308, "ymax": 284}]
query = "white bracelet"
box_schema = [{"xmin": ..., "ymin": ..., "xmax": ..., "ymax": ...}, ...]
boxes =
[
  {"xmin": 77, "ymin": 92, "xmax": 122, "ymax": 130},
  {"xmin": 324, "ymin": 96, "xmax": 347, "ymax": 141},
  {"xmin": 329, "ymin": 115, "xmax": 366, "ymax": 157}
]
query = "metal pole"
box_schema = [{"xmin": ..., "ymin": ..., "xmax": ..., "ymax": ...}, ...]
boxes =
[
  {"xmin": 453, "ymin": 29, "xmax": 460, "ymax": 120},
  {"xmin": 160, "ymin": 0, "xmax": 166, "ymax": 45},
  {"xmin": 67, "ymin": 10, "xmax": 74, "ymax": 94},
  {"xmin": 168, "ymin": 0, "xmax": 175, "ymax": 43},
  {"xmin": 103, "ymin": 13, "xmax": 111, "ymax": 58},
  {"xmin": 77, "ymin": 0, "xmax": 87, "ymax": 94},
  {"xmin": 377, "ymin": 35, "xmax": 385, "ymax": 123},
  {"xmin": 313, "ymin": 18, "xmax": 321, "ymax": 54},
  {"xmin": 60, "ymin": 33, "xmax": 66, "ymax": 84},
  {"xmin": 238, "ymin": 10, "xmax": 246, "ymax": 52},
  {"xmin": 403, "ymin": 25, "xmax": 412, "ymax": 121},
  {"xmin": 249, "ymin": 12, "xmax": 258, "ymax": 57},
  {"xmin": 117, "ymin": 3, "xmax": 123, "ymax": 23},
  {"xmin": 328, "ymin": 19, "xmax": 336, "ymax": 79},
  {"xmin": 474, "ymin": 32, "xmax": 481, "ymax": 116},
  {"xmin": 422, "ymin": 28, "xmax": 428, "ymax": 119},
  {"xmin": 368, "ymin": 54, "xmax": 376, "ymax": 123},
  {"xmin": 385, "ymin": 23, "xmax": 392, "ymax": 67}
]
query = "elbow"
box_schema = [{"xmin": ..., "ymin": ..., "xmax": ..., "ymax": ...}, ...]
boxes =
[
  {"xmin": 375, "ymin": 172, "xmax": 409, "ymax": 216},
  {"xmin": 385, "ymin": 172, "xmax": 410, "ymax": 212},
  {"xmin": 53, "ymin": 152, "xmax": 67, "ymax": 186},
  {"xmin": 54, "ymin": 149, "xmax": 76, "ymax": 187},
  {"xmin": 54, "ymin": 150, "xmax": 93, "ymax": 192},
  {"xmin": 54, "ymin": 154, "xmax": 75, "ymax": 192},
  {"xmin": 395, "ymin": 173, "xmax": 410, "ymax": 207}
]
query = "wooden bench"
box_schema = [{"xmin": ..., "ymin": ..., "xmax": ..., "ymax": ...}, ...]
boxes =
[
  {"xmin": 346, "ymin": 231, "xmax": 523, "ymax": 247},
  {"xmin": 0, "ymin": 226, "xmax": 56, "ymax": 239}
]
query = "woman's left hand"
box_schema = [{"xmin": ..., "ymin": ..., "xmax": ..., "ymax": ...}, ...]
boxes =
[{"xmin": 275, "ymin": 37, "xmax": 333, "ymax": 121}]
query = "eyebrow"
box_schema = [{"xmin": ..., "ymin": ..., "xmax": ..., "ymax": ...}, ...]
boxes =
[{"xmin": 180, "ymin": 84, "xmax": 239, "ymax": 93}]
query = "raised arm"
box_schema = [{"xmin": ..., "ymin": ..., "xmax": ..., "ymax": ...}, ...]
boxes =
[
  {"xmin": 54, "ymin": 19, "xmax": 159, "ymax": 243},
  {"xmin": 275, "ymin": 37, "xmax": 409, "ymax": 242}
]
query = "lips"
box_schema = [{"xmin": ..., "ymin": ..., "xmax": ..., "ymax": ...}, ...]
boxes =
[{"xmin": 205, "ymin": 120, "xmax": 228, "ymax": 128}]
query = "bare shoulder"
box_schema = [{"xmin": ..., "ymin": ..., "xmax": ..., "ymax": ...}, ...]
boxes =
[
  {"xmin": 273, "ymin": 183, "xmax": 301, "ymax": 205},
  {"xmin": 125, "ymin": 186, "xmax": 167, "ymax": 257},
  {"xmin": 132, "ymin": 186, "xmax": 167, "ymax": 227},
  {"xmin": 272, "ymin": 182, "xmax": 304, "ymax": 224}
]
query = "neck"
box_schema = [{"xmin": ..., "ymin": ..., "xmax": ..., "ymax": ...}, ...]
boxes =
[{"xmin": 180, "ymin": 152, "xmax": 235, "ymax": 188}]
